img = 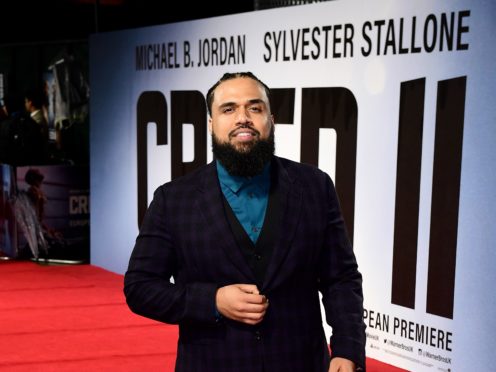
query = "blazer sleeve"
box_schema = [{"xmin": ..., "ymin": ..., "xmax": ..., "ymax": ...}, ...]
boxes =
[
  {"xmin": 318, "ymin": 173, "xmax": 367, "ymax": 370},
  {"xmin": 124, "ymin": 185, "xmax": 219, "ymax": 325}
]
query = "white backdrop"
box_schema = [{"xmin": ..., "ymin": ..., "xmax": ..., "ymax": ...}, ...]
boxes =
[{"xmin": 90, "ymin": 0, "xmax": 496, "ymax": 370}]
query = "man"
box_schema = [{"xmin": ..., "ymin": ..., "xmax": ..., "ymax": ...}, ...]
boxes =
[
  {"xmin": 124, "ymin": 72, "xmax": 366, "ymax": 371},
  {"xmin": 24, "ymin": 90, "xmax": 48, "ymax": 128}
]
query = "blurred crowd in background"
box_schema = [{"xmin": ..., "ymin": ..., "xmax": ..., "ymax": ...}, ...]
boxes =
[{"xmin": 0, "ymin": 50, "xmax": 89, "ymax": 167}]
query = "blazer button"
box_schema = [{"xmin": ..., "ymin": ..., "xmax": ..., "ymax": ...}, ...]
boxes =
[{"xmin": 254, "ymin": 330, "xmax": 261, "ymax": 340}]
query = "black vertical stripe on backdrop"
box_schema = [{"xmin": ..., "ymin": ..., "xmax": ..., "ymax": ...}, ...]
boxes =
[
  {"xmin": 270, "ymin": 88, "xmax": 295, "ymax": 124},
  {"xmin": 171, "ymin": 91, "xmax": 207, "ymax": 180},
  {"xmin": 391, "ymin": 78, "xmax": 425, "ymax": 309},
  {"xmin": 300, "ymin": 88, "xmax": 358, "ymax": 244},
  {"xmin": 137, "ymin": 91, "xmax": 168, "ymax": 228},
  {"xmin": 426, "ymin": 76, "xmax": 466, "ymax": 319}
]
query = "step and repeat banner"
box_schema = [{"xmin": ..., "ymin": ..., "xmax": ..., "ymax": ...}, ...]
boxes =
[{"xmin": 90, "ymin": 0, "xmax": 495, "ymax": 370}]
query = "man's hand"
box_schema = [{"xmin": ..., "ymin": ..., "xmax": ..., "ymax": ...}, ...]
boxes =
[
  {"xmin": 216, "ymin": 284, "xmax": 269, "ymax": 325},
  {"xmin": 329, "ymin": 357, "xmax": 356, "ymax": 372}
]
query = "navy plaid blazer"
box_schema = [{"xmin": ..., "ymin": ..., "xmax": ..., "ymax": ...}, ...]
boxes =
[{"xmin": 124, "ymin": 156, "xmax": 366, "ymax": 371}]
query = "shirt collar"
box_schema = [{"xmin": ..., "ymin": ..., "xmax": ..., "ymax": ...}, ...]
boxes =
[{"xmin": 216, "ymin": 160, "xmax": 271, "ymax": 194}]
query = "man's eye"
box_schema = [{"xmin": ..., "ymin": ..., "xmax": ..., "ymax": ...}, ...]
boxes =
[
  {"xmin": 222, "ymin": 107, "xmax": 233, "ymax": 113},
  {"xmin": 249, "ymin": 106, "xmax": 261, "ymax": 112}
]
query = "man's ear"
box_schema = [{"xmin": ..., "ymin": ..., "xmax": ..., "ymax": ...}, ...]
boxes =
[{"xmin": 208, "ymin": 117, "xmax": 213, "ymax": 134}]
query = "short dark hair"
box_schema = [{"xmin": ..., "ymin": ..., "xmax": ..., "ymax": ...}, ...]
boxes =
[
  {"xmin": 25, "ymin": 89, "xmax": 45, "ymax": 109},
  {"xmin": 206, "ymin": 72, "xmax": 271, "ymax": 116},
  {"xmin": 25, "ymin": 168, "xmax": 44, "ymax": 185}
]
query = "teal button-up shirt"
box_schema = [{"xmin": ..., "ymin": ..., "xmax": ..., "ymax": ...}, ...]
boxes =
[{"xmin": 216, "ymin": 160, "xmax": 271, "ymax": 243}]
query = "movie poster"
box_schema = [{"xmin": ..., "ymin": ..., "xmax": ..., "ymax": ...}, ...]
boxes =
[{"xmin": 16, "ymin": 165, "xmax": 89, "ymax": 263}]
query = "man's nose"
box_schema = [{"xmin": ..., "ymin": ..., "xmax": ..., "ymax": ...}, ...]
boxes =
[{"xmin": 236, "ymin": 108, "xmax": 251, "ymax": 124}]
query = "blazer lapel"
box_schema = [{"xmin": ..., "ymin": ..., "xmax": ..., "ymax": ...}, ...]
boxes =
[
  {"xmin": 262, "ymin": 157, "xmax": 302, "ymax": 290},
  {"xmin": 195, "ymin": 162, "xmax": 256, "ymax": 282}
]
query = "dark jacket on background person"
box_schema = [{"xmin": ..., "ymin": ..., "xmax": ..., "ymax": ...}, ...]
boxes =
[{"xmin": 0, "ymin": 112, "xmax": 45, "ymax": 166}]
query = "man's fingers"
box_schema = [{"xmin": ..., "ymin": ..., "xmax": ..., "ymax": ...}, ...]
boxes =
[
  {"xmin": 235, "ymin": 310, "xmax": 266, "ymax": 324},
  {"xmin": 242, "ymin": 292, "xmax": 268, "ymax": 304},
  {"xmin": 241, "ymin": 318, "xmax": 263, "ymax": 325},
  {"xmin": 237, "ymin": 302, "xmax": 267, "ymax": 313},
  {"xmin": 216, "ymin": 284, "xmax": 269, "ymax": 324},
  {"xmin": 230, "ymin": 302, "xmax": 268, "ymax": 323},
  {"xmin": 237, "ymin": 284, "xmax": 259, "ymax": 294}
]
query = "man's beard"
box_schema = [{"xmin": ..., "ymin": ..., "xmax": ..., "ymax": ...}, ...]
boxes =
[{"xmin": 212, "ymin": 128, "xmax": 275, "ymax": 177}]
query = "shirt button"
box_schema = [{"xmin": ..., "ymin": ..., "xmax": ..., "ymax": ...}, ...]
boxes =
[
  {"xmin": 251, "ymin": 226, "xmax": 258, "ymax": 232},
  {"xmin": 255, "ymin": 254, "xmax": 261, "ymax": 260}
]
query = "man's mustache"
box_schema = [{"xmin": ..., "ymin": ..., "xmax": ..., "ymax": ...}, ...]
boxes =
[{"xmin": 229, "ymin": 125, "xmax": 260, "ymax": 138}]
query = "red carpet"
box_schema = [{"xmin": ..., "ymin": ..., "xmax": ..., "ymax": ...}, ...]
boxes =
[{"xmin": 0, "ymin": 261, "xmax": 405, "ymax": 371}]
